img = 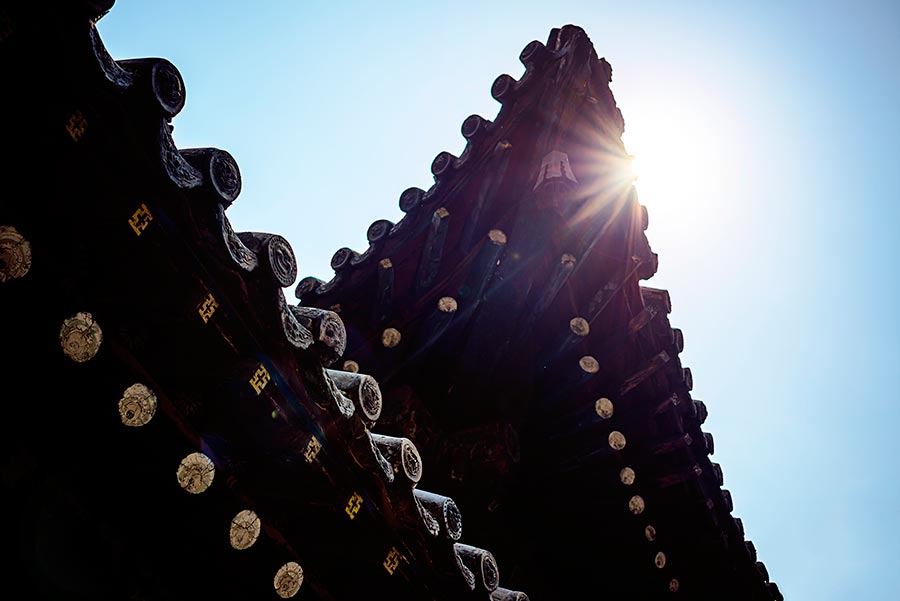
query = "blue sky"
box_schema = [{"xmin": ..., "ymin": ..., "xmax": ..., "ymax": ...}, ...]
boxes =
[{"xmin": 98, "ymin": 1, "xmax": 900, "ymax": 599}]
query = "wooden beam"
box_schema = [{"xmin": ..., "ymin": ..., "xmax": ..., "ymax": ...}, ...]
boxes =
[
  {"xmin": 721, "ymin": 488, "xmax": 734, "ymax": 512},
  {"xmin": 769, "ymin": 583, "xmax": 784, "ymax": 601},
  {"xmin": 438, "ymin": 421, "xmax": 521, "ymax": 482},
  {"xmin": 639, "ymin": 286, "xmax": 671, "ymax": 314},
  {"xmin": 418, "ymin": 296, "xmax": 459, "ymax": 351},
  {"xmin": 672, "ymin": 327, "xmax": 684, "ymax": 353},
  {"xmin": 626, "ymin": 305, "xmax": 657, "ymax": 336},
  {"xmin": 756, "ymin": 561, "xmax": 769, "ymax": 582},
  {"xmin": 548, "ymin": 429, "xmax": 630, "ymax": 474},
  {"xmin": 582, "ymin": 259, "xmax": 641, "ymax": 325},
  {"xmin": 520, "ymin": 252, "xmax": 577, "ymax": 331},
  {"xmin": 619, "ymin": 350, "xmax": 670, "ymax": 397},
  {"xmin": 693, "ymin": 400, "xmax": 708, "ymax": 424},
  {"xmin": 462, "ymin": 229, "xmax": 507, "ymax": 303},
  {"xmin": 655, "ymin": 464, "xmax": 704, "ymax": 489},
  {"xmin": 682, "ymin": 366, "xmax": 694, "ymax": 391},
  {"xmin": 415, "ymin": 207, "xmax": 451, "ymax": 294},
  {"xmin": 636, "ymin": 249, "xmax": 659, "ymax": 280},
  {"xmin": 459, "ymin": 143, "xmax": 512, "ymax": 253},
  {"xmin": 380, "ymin": 296, "xmax": 460, "ymax": 383},
  {"xmin": 454, "ymin": 196, "xmax": 568, "ymax": 393},
  {"xmin": 710, "ymin": 462, "xmax": 724, "ymax": 486},
  {"xmin": 536, "ymin": 314, "xmax": 591, "ymax": 369},
  {"xmin": 650, "ymin": 432, "xmax": 693, "ymax": 456},
  {"xmin": 371, "ymin": 258, "xmax": 394, "ymax": 328},
  {"xmin": 653, "ymin": 393, "xmax": 680, "ymax": 416}
]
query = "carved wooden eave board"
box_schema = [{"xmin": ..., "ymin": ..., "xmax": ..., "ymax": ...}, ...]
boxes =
[{"xmin": 0, "ymin": 2, "xmax": 780, "ymax": 601}]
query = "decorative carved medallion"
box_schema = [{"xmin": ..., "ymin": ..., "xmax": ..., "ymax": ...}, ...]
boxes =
[
  {"xmin": 359, "ymin": 375, "xmax": 382, "ymax": 422},
  {"xmin": 569, "ymin": 316, "xmax": 590, "ymax": 336},
  {"xmin": 445, "ymin": 498, "xmax": 463, "ymax": 541},
  {"xmin": 438, "ymin": 296, "xmax": 458, "ymax": 313},
  {"xmin": 579, "ymin": 355, "xmax": 599, "ymax": 374},
  {"xmin": 176, "ymin": 452, "xmax": 215, "ymax": 494},
  {"xmin": 594, "ymin": 397, "xmax": 613, "ymax": 419},
  {"xmin": 628, "ymin": 495, "xmax": 645, "ymax": 515},
  {"xmin": 229, "ymin": 509, "xmax": 261, "ymax": 551},
  {"xmin": 59, "ymin": 312, "xmax": 102, "ymax": 362},
  {"xmin": 0, "ymin": 226, "xmax": 32, "ymax": 282},
  {"xmin": 401, "ymin": 439, "xmax": 423, "ymax": 483},
  {"xmin": 273, "ymin": 562, "xmax": 303, "ymax": 598},
  {"xmin": 608, "ymin": 430, "xmax": 626, "ymax": 451},
  {"xmin": 118, "ymin": 383, "xmax": 157, "ymax": 427},
  {"xmin": 381, "ymin": 327, "xmax": 401, "ymax": 348}
]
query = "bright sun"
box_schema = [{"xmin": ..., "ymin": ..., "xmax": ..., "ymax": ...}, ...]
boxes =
[{"xmin": 621, "ymin": 98, "xmax": 733, "ymax": 227}]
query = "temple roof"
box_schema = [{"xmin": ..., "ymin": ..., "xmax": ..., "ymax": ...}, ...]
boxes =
[
  {"xmin": 296, "ymin": 22, "xmax": 781, "ymax": 601},
  {"xmin": 1, "ymin": 3, "xmax": 780, "ymax": 600}
]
